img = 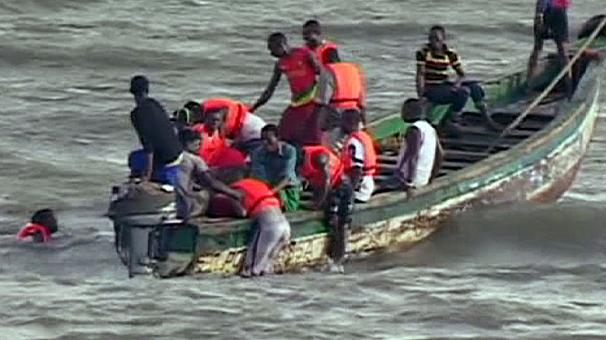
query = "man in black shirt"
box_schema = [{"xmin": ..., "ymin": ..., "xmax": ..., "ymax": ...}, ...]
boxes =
[{"xmin": 129, "ymin": 75, "xmax": 183, "ymax": 184}]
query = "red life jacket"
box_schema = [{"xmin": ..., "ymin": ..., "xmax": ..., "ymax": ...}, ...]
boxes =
[
  {"xmin": 17, "ymin": 223, "xmax": 51, "ymax": 242},
  {"xmin": 279, "ymin": 47, "xmax": 318, "ymax": 106},
  {"xmin": 326, "ymin": 62, "xmax": 365, "ymax": 110},
  {"xmin": 341, "ymin": 131, "xmax": 378, "ymax": 176},
  {"xmin": 207, "ymin": 146, "xmax": 247, "ymax": 168},
  {"xmin": 231, "ymin": 179, "xmax": 281, "ymax": 217},
  {"xmin": 202, "ymin": 98, "xmax": 250, "ymax": 139},
  {"xmin": 301, "ymin": 145, "xmax": 343, "ymax": 188},
  {"xmin": 192, "ymin": 123, "xmax": 227, "ymax": 163},
  {"xmin": 308, "ymin": 40, "xmax": 339, "ymax": 65}
]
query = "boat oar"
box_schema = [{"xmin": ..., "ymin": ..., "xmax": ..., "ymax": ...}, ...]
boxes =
[{"xmin": 485, "ymin": 15, "xmax": 606, "ymax": 154}]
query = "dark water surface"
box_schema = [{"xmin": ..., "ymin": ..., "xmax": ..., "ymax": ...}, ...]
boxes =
[{"xmin": 1, "ymin": 0, "xmax": 605, "ymax": 339}]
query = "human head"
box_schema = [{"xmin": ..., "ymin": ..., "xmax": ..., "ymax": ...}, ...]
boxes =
[
  {"xmin": 428, "ymin": 25, "xmax": 446, "ymax": 51},
  {"xmin": 184, "ymin": 101, "xmax": 204, "ymax": 124},
  {"xmin": 129, "ymin": 75, "xmax": 149, "ymax": 103},
  {"xmin": 31, "ymin": 209, "xmax": 58, "ymax": 234},
  {"xmin": 173, "ymin": 107, "xmax": 193, "ymax": 129},
  {"xmin": 261, "ymin": 124, "xmax": 280, "ymax": 152},
  {"xmin": 178, "ymin": 128, "xmax": 202, "ymax": 154},
  {"xmin": 302, "ymin": 19, "xmax": 322, "ymax": 47},
  {"xmin": 340, "ymin": 109, "xmax": 363, "ymax": 134},
  {"xmin": 204, "ymin": 108, "xmax": 225, "ymax": 133},
  {"xmin": 267, "ymin": 32, "xmax": 289, "ymax": 58},
  {"xmin": 401, "ymin": 98, "xmax": 426, "ymax": 123}
]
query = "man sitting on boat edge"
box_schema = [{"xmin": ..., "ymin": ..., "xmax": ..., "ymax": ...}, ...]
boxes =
[{"xmin": 382, "ymin": 98, "xmax": 443, "ymax": 195}]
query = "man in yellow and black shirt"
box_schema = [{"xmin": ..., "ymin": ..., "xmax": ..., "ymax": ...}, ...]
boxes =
[{"xmin": 416, "ymin": 26, "xmax": 492, "ymax": 129}]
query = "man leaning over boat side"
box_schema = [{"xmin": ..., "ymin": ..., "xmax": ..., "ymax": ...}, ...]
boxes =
[
  {"xmin": 415, "ymin": 26, "xmax": 496, "ymax": 132},
  {"xmin": 383, "ymin": 99, "xmax": 443, "ymax": 196},
  {"xmin": 326, "ymin": 109, "xmax": 377, "ymax": 272}
]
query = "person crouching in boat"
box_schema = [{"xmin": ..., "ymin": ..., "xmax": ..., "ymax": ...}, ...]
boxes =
[
  {"xmin": 300, "ymin": 145, "xmax": 343, "ymax": 209},
  {"xmin": 210, "ymin": 178, "xmax": 291, "ymax": 277},
  {"xmin": 251, "ymin": 124, "xmax": 302, "ymax": 212},
  {"xmin": 327, "ymin": 109, "xmax": 377, "ymax": 272},
  {"xmin": 416, "ymin": 26, "xmax": 495, "ymax": 132},
  {"xmin": 174, "ymin": 128, "xmax": 243, "ymax": 221},
  {"xmin": 383, "ymin": 99, "xmax": 443, "ymax": 195},
  {"xmin": 250, "ymin": 32, "xmax": 323, "ymax": 146},
  {"xmin": 201, "ymin": 98, "xmax": 267, "ymax": 154},
  {"xmin": 17, "ymin": 209, "xmax": 59, "ymax": 243}
]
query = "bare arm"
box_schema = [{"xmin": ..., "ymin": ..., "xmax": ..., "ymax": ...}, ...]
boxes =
[
  {"xmin": 416, "ymin": 64, "xmax": 426, "ymax": 98},
  {"xmin": 251, "ymin": 62, "xmax": 282, "ymax": 112},
  {"xmin": 312, "ymin": 153, "xmax": 331, "ymax": 208},
  {"xmin": 430, "ymin": 138, "xmax": 444, "ymax": 182},
  {"xmin": 399, "ymin": 127, "xmax": 422, "ymax": 186},
  {"xmin": 199, "ymin": 171, "xmax": 242, "ymax": 201}
]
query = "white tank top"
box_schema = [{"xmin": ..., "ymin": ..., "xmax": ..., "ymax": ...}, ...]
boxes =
[{"xmin": 411, "ymin": 120, "xmax": 438, "ymax": 187}]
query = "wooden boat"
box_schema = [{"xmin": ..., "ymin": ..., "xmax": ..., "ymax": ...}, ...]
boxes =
[{"xmin": 109, "ymin": 24, "xmax": 606, "ymax": 278}]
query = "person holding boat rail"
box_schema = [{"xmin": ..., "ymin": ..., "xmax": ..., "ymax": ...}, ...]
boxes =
[
  {"xmin": 383, "ymin": 99, "xmax": 443, "ymax": 194},
  {"xmin": 416, "ymin": 26, "xmax": 494, "ymax": 131},
  {"xmin": 528, "ymin": 0, "xmax": 572, "ymax": 91},
  {"xmin": 302, "ymin": 19, "xmax": 340, "ymax": 65},
  {"xmin": 327, "ymin": 109, "xmax": 377, "ymax": 272},
  {"xmin": 251, "ymin": 124, "xmax": 302, "ymax": 212},
  {"xmin": 251, "ymin": 32, "xmax": 323, "ymax": 146}
]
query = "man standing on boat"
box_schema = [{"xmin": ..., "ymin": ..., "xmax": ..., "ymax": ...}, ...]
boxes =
[
  {"xmin": 415, "ymin": 26, "xmax": 494, "ymax": 131},
  {"xmin": 327, "ymin": 109, "xmax": 377, "ymax": 272},
  {"xmin": 251, "ymin": 32, "xmax": 323, "ymax": 146},
  {"xmin": 383, "ymin": 99, "xmax": 443, "ymax": 194},
  {"xmin": 129, "ymin": 75, "xmax": 183, "ymax": 185},
  {"xmin": 302, "ymin": 19, "xmax": 340, "ymax": 65},
  {"xmin": 528, "ymin": 0, "xmax": 571, "ymax": 89}
]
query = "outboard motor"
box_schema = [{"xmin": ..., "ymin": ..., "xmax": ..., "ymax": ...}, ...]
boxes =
[{"xmin": 108, "ymin": 181, "xmax": 199, "ymax": 278}]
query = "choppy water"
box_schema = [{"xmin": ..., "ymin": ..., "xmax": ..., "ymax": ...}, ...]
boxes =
[{"xmin": 1, "ymin": 0, "xmax": 605, "ymax": 339}]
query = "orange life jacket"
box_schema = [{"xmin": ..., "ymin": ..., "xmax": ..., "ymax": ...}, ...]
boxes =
[
  {"xmin": 308, "ymin": 40, "xmax": 339, "ymax": 65},
  {"xmin": 341, "ymin": 130, "xmax": 378, "ymax": 176},
  {"xmin": 301, "ymin": 145, "xmax": 343, "ymax": 187},
  {"xmin": 202, "ymin": 98, "xmax": 250, "ymax": 139},
  {"xmin": 231, "ymin": 179, "xmax": 281, "ymax": 217},
  {"xmin": 279, "ymin": 47, "xmax": 318, "ymax": 106},
  {"xmin": 192, "ymin": 123, "xmax": 227, "ymax": 163},
  {"xmin": 326, "ymin": 62, "xmax": 365, "ymax": 110},
  {"xmin": 17, "ymin": 223, "xmax": 51, "ymax": 242}
]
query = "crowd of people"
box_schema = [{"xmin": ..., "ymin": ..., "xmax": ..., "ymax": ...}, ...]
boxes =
[{"xmin": 17, "ymin": 1, "xmax": 581, "ymax": 276}]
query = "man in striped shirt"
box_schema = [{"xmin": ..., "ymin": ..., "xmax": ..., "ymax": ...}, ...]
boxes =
[{"xmin": 416, "ymin": 26, "xmax": 493, "ymax": 131}]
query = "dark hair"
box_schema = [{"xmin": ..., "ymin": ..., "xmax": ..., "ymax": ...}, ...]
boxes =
[
  {"xmin": 178, "ymin": 128, "xmax": 201, "ymax": 146},
  {"xmin": 261, "ymin": 123, "xmax": 279, "ymax": 136},
  {"xmin": 342, "ymin": 109, "xmax": 363, "ymax": 125},
  {"xmin": 430, "ymin": 25, "xmax": 446, "ymax": 35},
  {"xmin": 129, "ymin": 75, "xmax": 149, "ymax": 95},
  {"xmin": 401, "ymin": 98, "xmax": 424, "ymax": 122},
  {"xmin": 31, "ymin": 209, "xmax": 58, "ymax": 233},
  {"xmin": 303, "ymin": 19, "xmax": 321, "ymax": 33},
  {"xmin": 268, "ymin": 32, "xmax": 287, "ymax": 44}
]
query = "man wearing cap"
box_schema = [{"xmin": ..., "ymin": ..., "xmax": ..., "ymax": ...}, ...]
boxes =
[{"xmin": 129, "ymin": 75, "xmax": 183, "ymax": 184}]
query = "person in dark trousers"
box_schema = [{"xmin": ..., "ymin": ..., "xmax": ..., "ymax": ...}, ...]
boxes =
[
  {"xmin": 528, "ymin": 0, "xmax": 572, "ymax": 95},
  {"xmin": 129, "ymin": 75, "xmax": 183, "ymax": 185},
  {"xmin": 416, "ymin": 26, "xmax": 495, "ymax": 131}
]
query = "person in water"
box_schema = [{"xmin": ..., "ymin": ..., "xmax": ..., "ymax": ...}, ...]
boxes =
[
  {"xmin": 528, "ymin": 0, "xmax": 571, "ymax": 88},
  {"xmin": 251, "ymin": 32, "xmax": 323, "ymax": 146},
  {"xmin": 129, "ymin": 75, "xmax": 183, "ymax": 185},
  {"xmin": 210, "ymin": 178, "xmax": 291, "ymax": 277},
  {"xmin": 302, "ymin": 19, "xmax": 340, "ymax": 65},
  {"xmin": 17, "ymin": 209, "xmax": 59, "ymax": 243},
  {"xmin": 251, "ymin": 124, "xmax": 301, "ymax": 212},
  {"xmin": 175, "ymin": 128, "xmax": 242, "ymax": 220},
  {"xmin": 384, "ymin": 99, "xmax": 443, "ymax": 194},
  {"xmin": 326, "ymin": 109, "xmax": 377, "ymax": 272},
  {"xmin": 416, "ymin": 26, "xmax": 494, "ymax": 131}
]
